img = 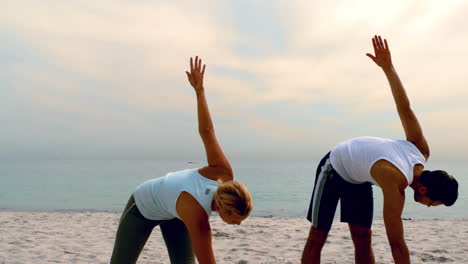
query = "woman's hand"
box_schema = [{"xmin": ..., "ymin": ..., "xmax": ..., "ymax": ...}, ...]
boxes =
[
  {"xmin": 184, "ymin": 55, "xmax": 233, "ymax": 180},
  {"xmin": 186, "ymin": 56, "xmax": 206, "ymax": 94},
  {"xmin": 366, "ymin": 35, "xmax": 393, "ymax": 70}
]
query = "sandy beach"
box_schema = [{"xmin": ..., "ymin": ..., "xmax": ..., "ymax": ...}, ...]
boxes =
[{"xmin": 0, "ymin": 211, "xmax": 466, "ymax": 264}]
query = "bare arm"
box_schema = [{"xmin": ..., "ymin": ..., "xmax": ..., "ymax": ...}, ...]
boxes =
[
  {"xmin": 383, "ymin": 187, "xmax": 410, "ymax": 264},
  {"xmin": 366, "ymin": 36, "xmax": 429, "ymax": 159},
  {"xmin": 186, "ymin": 57, "xmax": 233, "ymax": 179},
  {"xmin": 372, "ymin": 162, "xmax": 411, "ymax": 264},
  {"xmin": 177, "ymin": 192, "xmax": 216, "ymax": 264}
]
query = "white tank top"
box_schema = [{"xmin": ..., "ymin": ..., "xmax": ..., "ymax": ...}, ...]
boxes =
[
  {"xmin": 330, "ymin": 136, "xmax": 426, "ymax": 186},
  {"xmin": 133, "ymin": 168, "xmax": 219, "ymax": 220}
]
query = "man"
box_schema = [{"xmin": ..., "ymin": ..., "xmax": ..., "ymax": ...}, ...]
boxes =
[{"xmin": 301, "ymin": 35, "xmax": 459, "ymax": 264}]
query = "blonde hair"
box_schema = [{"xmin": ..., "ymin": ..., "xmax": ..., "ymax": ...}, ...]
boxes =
[{"xmin": 214, "ymin": 181, "xmax": 252, "ymax": 217}]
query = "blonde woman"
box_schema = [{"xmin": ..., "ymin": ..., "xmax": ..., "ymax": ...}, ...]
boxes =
[{"xmin": 110, "ymin": 56, "xmax": 253, "ymax": 264}]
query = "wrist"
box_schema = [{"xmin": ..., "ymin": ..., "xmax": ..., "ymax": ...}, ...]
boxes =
[
  {"xmin": 382, "ymin": 65, "xmax": 395, "ymax": 73},
  {"xmin": 196, "ymin": 88, "xmax": 205, "ymax": 96}
]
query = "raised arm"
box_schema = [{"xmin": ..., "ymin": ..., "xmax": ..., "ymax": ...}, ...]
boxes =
[
  {"xmin": 185, "ymin": 56, "xmax": 233, "ymax": 179},
  {"xmin": 366, "ymin": 36, "xmax": 430, "ymax": 159}
]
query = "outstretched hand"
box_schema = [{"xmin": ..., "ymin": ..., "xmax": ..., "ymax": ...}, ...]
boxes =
[
  {"xmin": 186, "ymin": 56, "xmax": 206, "ymax": 94},
  {"xmin": 366, "ymin": 35, "xmax": 393, "ymax": 70}
]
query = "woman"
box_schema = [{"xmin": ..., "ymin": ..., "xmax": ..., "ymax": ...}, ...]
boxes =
[{"xmin": 110, "ymin": 56, "xmax": 253, "ymax": 264}]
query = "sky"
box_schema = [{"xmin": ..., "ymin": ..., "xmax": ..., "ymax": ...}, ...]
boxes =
[{"xmin": 1, "ymin": 0, "xmax": 467, "ymax": 162}]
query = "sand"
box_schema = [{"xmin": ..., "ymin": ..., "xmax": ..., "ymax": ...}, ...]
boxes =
[{"xmin": 0, "ymin": 211, "xmax": 466, "ymax": 263}]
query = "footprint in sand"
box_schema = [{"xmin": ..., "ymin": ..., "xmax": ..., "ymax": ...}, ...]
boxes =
[
  {"xmin": 213, "ymin": 232, "xmax": 230, "ymax": 238},
  {"xmin": 420, "ymin": 252, "xmax": 453, "ymax": 263}
]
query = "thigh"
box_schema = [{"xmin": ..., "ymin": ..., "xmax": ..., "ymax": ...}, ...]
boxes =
[
  {"xmin": 160, "ymin": 218, "xmax": 195, "ymax": 264},
  {"xmin": 340, "ymin": 182, "xmax": 374, "ymax": 228},
  {"xmin": 306, "ymin": 155, "xmax": 341, "ymax": 231},
  {"xmin": 110, "ymin": 196, "xmax": 160, "ymax": 264}
]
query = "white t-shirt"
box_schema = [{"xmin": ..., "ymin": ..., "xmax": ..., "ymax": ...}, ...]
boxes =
[
  {"xmin": 133, "ymin": 168, "xmax": 219, "ymax": 220},
  {"xmin": 330, "ymin": 136, "xmax": 426, "ymax": 186}
]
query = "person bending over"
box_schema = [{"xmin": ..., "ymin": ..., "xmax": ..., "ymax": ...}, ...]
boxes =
[
  {"xmin": 110, "ymin": 56, "xmax": 253, "ymax": 264},
  {"xmin": 301, "ymin": 36, "xmax": 458, "ymax": 264}
]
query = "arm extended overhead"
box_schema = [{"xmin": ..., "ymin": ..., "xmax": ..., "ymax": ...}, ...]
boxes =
[{"xmin": 366, "ymin": 36, "xmax": 430, "ymax": 159}]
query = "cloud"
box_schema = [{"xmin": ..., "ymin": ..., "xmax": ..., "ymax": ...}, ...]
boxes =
[{"xmin": 1, "ymin": 0, "xmax": 467, "ymax": 160}]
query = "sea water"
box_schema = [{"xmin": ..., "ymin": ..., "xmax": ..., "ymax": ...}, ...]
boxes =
[{"xmin": 0, "ymin": 159, "xmax": 466, "ymax": 219}]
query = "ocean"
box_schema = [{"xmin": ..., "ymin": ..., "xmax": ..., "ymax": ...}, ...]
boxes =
[{"xmin": 0, "ymin": 159, "xmax": 466, "ymax": 219}]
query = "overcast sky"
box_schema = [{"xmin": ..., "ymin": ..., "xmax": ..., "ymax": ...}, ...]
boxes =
[{"xmin": 1, "ymin": 0, "xmax": 467, "ymax": 161}]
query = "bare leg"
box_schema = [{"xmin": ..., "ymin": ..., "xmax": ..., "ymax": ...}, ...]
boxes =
[
  {"xmin": 302, "ymin": 226, "xmax": 329, "ymax": 264},
  {"xmin": 349, "ymin": 223, "xmax": 375, "ymax": 264}
]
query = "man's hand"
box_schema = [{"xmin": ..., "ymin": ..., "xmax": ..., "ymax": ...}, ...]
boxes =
[
  {"xmin": 186, "ymin": 56, "xmax": 206, "ymax": 94},
  {"xmin": 365, "ymin": 35, "xmax": 430, "ymax": 158},
  {"xmin": 366, "ymin": 35, "xmax": 393, "ymax": 70}
]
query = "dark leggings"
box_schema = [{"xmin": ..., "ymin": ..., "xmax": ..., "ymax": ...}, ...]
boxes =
[{"xmin": 110, "ymin": 195, "xmax": 195, "ymax": 264}]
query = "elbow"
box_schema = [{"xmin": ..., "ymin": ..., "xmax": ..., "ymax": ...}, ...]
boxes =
[
  {"xmin": 223, "ymin": 168, "xmax": 234, "ymax": 180},
  {"xmin": 389, "ymin": 240, "xmax": 402, "ymax": 249},
  {"xmin": 423, "ymin": 148, "xmax": 430, "ymax": 159},
  {"xmin": 388, "ymin": 239, "xmax": 406, "ymax": 252}
]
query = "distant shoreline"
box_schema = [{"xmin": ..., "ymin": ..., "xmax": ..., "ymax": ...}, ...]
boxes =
[{"xmin": 1, "ymin": 208, "xmax": 466, "ymax": 221}]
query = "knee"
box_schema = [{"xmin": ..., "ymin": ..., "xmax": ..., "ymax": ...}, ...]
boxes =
[
  {"xmin": 305, "ymin": 227, "xmax": 328, "ymax": 250},
  {"xmin": 306, "ymin": 236, "xmax": 327, "ymax": 249},
  {"xmin": 350, "ymin": 228, "xmax": 372, "ymax": 247}
]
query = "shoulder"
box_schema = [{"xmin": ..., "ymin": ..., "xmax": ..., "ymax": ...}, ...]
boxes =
[
  {"xmin": 198, "ymin": 166, "xmax": 233, "ymax": 183},
  {"xmin": 176, "ymin": 191, "xmax": 209, "ymax": 224},
  {"xmin": 370, "ymin": 160, "xmax": 408, "ymax": 190}
]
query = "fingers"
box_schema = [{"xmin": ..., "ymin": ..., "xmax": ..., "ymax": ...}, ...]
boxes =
[
  {"xmin": 374, "ymin": 35, "xmax": 382, "ymax": 50},
  {"xmin": 188, "ymin": 56, "xmax": 205, "ymax": 72},
  {"xmin": 188, "ymin": 56, "xmax": 206, "ymax": 77},
  {"xmin": 372, "ymin": 35, "xmax": 389, "ymax": 52},
  {"xmin": 366, "ymin": 53, "xmax": 377, "ymax": 62},
  {"xmin": 185, "ymin": 71, "xmax": 194, "ymax": 85},
  {"xmin": 372, "ymin": 37, "xmax": 377, "ymax": 55}
]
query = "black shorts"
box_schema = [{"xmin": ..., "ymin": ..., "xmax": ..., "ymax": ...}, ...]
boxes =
[{"xmin": 306, "ymin": 152, "xmax": 374, "ymax": 231}]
